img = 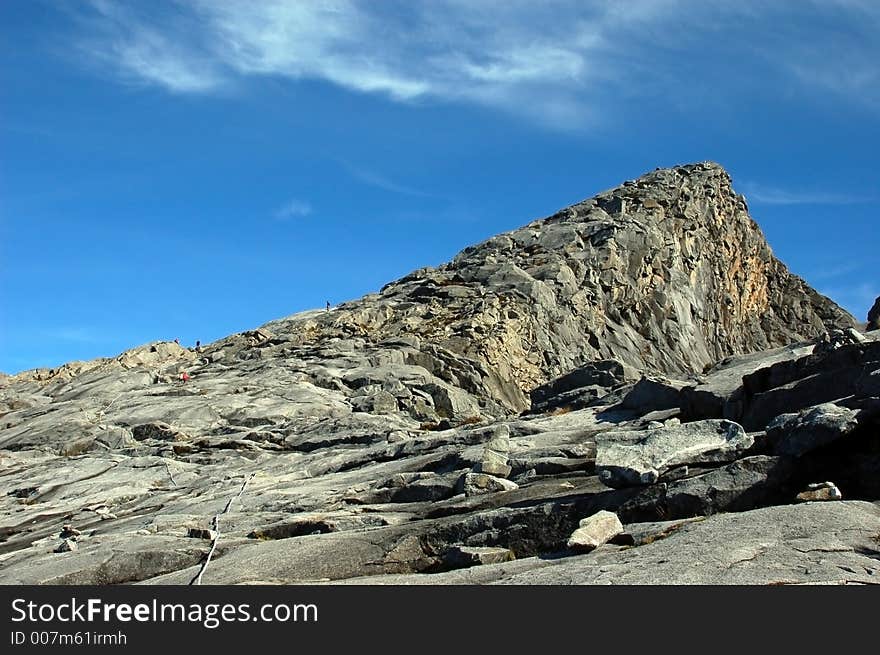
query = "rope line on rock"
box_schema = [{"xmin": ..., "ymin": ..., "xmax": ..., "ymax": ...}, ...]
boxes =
[{"xmin": 190, "ymin": 472, "xmax": 256, "ymax": 585}]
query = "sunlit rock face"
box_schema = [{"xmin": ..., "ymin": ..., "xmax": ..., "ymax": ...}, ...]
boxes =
[
  {"xmin": 1, "ymin": 162, "xmax": 871, "ymax": 588},
  {"xmin": 263, "ymin": 161, "xmax": 853, "ymax": 413}
]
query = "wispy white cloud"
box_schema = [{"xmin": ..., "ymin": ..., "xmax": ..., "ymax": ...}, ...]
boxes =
[
  {"xmin": 274, "ymin": 199, "xmax": 313, "ymax": 220},
  {"xmin": 776, "ymin": 0, "xmax": 880, "ymax": 107},
  {"xmin": 71, "ymin": 1, "xmax": 880, "ymax": 127},
  {"xmin": 340, "ymin": 161, "xmax": 429, "ymax": 197},
  {"xmin": 741, "ymin": 182, "xmax": 873, "ymax": 206},
  {"xmin": 76, "ymin": 0, "xmax": 226, "ymax": 93}
]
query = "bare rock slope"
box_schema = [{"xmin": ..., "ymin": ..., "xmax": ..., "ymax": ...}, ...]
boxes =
[
  {"xmin": 261, "ymin": 161, "xmax": 854, "ymax": 414},
  {"xmin": 2, "ymin": 162, "xmax": 875, "ymax": 586}
]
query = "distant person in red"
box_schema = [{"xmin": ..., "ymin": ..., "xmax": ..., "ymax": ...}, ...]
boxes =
[{"xmin": 180, "ymin": 372, "xmax": 190, "ymax": 383}]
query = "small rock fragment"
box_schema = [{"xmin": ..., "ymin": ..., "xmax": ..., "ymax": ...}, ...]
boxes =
[
  {"xmin": 567, "ymin": 510, "xmax": 624, "ymax": 552},
  {"xmin": 54, "ymin": 539, "xmax": 78, "ymax": 553},
  {"xmin": 796, "ymin": 482, "xmax": 842, "ymax": 502},
  {"xmin": 444, "ymin": 546, "xmax": 515, "ymax": 568},
  {"xmin": 59, "ymin": 525, "xmax": 80, "ymax": 539},
  {"xmin": 459, "ymin": 472, "xmax": 519, "ymax": 496},
  {"xmin": 186, "ymin": 527, "xmax": 218, "ymax": 540},
  {"xmin": 94, "ymin": 507, "xmax": 117, "ymax": 520}
]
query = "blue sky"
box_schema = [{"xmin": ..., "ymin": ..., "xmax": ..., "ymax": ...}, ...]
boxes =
[{"xmin": 1, "ymin": 0, "xmax": 878, "ymax": 373}]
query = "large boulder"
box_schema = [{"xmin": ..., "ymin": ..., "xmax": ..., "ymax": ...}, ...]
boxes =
[
  {"xmin": 442, "ymin": 546, "xmax": 515, "ymax": 569},
  {"xmin": 814, "ymin": 328, "xmax": 868, "ymax": 354},
  {"xmin": 621, "ymin": 376, "xmax": 689, "ymax": 414},
  {"xmin": 418, "ymin": 382, "xmax": 482, "ymax": 420},
  {"xmin": 596, "ymin": 419, "xmax": 754, "ymax": 488},
  {"xmin": 766, "ymin": 403, "xmax": 860, "ymax": 457}
]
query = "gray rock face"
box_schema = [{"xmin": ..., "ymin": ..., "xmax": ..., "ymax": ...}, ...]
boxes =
[
  {"xmin": 0, "ymin": 162, "xmax": 867, "ymax": 587},
  {"xmin": 665, "ymin": 456, "xmax": 794, "ymax": 518},
  {"xmin": 306, "ymin": 501, "xmax": 880, "ymax": 585},
  {"xmin": 680, "ymin": 341, "xmax": 816, "ymax": 421},
  {"xmin": 529, "ymin": 360, "xmax": 637, "ymax": 413},
  {"xmin": 736, "ymin": 339, "xmax": 880, "ymax": 430},
  {"xmin": 370, "ymin": 162, "xmax": 851, "ymax": 412},
  {"xmin": 595, "ymin": 420, "xmax": 754, "ymax": 488}
]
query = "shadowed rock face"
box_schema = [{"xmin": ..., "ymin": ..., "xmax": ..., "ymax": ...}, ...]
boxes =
[
  {"xmin": 868, "ymin": 296, "xmax": 880, "ymax": 331},
  {"xmin": 0, "ymin": 162, "xmax": 869, "ymax": 587}
]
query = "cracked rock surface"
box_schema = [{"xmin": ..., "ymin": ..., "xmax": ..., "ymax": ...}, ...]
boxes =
[{"xmin": 1, "ymin": 162, "xmax": 876, "ymax": 586}]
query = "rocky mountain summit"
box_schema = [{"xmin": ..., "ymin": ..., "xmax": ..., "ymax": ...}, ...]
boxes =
[{"xmin": 2, "ymin": 162, "xmax": 878, "ymax": 586}]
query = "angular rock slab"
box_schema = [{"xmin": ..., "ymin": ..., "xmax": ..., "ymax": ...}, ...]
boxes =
[
  {"xmin": 665, "ymin": 456, "xmax": 794, "ymax": 518},
  {"xmin": 596, "ymin": 419, "xmax": 753, "ymax": 488},
  {"xmin": 621, "ymin": 376, "xmax": 689, "ymax": 414},
  {"xmin": 567, "ymin": 510, "xmax": 623, "ymax": 552},
  {"xmin": 767, "ymin": 403, "xmax": 859, "ymax": 457},
  {"xmin": 476, "ymin": 424, "xmax": 512, "ymax": 477},
  {"xmin": 529, "ymin": 359, "xmax": 637, "ymax": 413},
  {"xmin": 737, "ymin": 340, "xmax": 880, "ymax": 430}
]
